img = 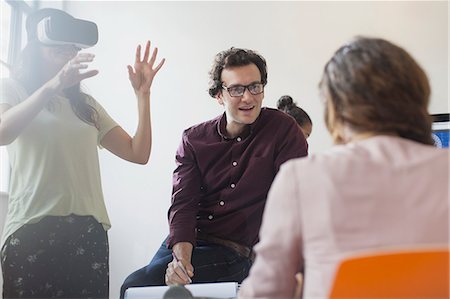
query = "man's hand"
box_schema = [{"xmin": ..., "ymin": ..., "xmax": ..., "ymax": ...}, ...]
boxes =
[{"xmin": 165, "ymin": 242, "xmax": 194, "ymax": 285}]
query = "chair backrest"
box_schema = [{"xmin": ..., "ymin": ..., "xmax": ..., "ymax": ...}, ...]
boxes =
[{"xmin": 329, "ymin": 249, "xmax": 449, "ymax": 298}]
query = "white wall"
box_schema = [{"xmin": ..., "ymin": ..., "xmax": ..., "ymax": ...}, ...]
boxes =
[{"xmin": 27, "ymin": 1, "xmax": 450, "ymax": 297}]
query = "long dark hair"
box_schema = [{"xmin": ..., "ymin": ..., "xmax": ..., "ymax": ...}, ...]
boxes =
[
  {"xmin": 13, "ymin": 40, "xmax": 98, "ymax": 128},
  {"xmin": 319, "ymin": 36, "xmax": 433, "ymax": 145}
]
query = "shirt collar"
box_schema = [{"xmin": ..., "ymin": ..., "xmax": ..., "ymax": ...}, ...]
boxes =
[{"xmin": 216, "ymin": 108, "xmax": 265, "ymax": 141}]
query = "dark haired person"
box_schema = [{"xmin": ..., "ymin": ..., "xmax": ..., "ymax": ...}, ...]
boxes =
[
  {"xmin": 239, "ymin": 37, "xmax": 449, "ymax": 298},
  {"xmin": 0, "ymin": 8, "xmax": 164, "ymax": 298},
  {"xmin": 121, "ymin": 47, "xmax": 308, "ymax": 296},
  {"xmin": 277, "ymin": 95, "xmax": 313, "ymax": 139}
]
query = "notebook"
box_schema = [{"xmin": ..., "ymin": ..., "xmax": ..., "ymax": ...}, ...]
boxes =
[{"xmin": 124, "ymin": 282, "xmax": 238, "ymax": 299}]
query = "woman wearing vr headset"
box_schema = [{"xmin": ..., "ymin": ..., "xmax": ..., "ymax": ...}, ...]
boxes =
[{"xmin": 0, "ymin": 8, "xmax": 164, "ymax": 298}]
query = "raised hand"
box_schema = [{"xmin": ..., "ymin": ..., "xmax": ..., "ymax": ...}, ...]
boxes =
[
  {"xmin": 128, "ymin": 41, "xmax": 165, "ymax": 96},
  {"xmin": 51, "ymin": 53, "xmax": 99, "ymax": 92}
]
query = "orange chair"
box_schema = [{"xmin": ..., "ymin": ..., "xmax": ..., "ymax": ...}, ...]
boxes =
[{"xmin": 329, "ymin": 249, "xmax": 450, "ymax": 298}]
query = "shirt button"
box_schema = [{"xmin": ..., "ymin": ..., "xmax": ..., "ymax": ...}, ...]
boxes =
[
  {"xmin": 208, "ymin": 215, "xmax": 213, "ymax": 220},
  {"xmin": 232, "ymin": 161, "xmax": 238, "ymax": 167},
  {"xmin": 219, "ymin": 201, "xmax": 225, "ymax": 206},
  {"xmin": 196, "ymin": 215, "xmax": 200, "ymax": 220},
  {"xmin": 230, "ymin": 183, "xmax": 236, "ymax": 188},
  {"xmin": 236, "ymin": 137, "xmax": 242, "ymax": 142}
]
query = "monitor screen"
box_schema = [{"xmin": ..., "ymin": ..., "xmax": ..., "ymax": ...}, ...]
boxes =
[{"xmin": 431, "ymin": 113, "xmax": 450, "ymax": 148}]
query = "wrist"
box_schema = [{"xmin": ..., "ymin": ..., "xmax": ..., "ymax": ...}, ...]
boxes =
[
  {"xmin": 44, "ymin": 77, "xmax": 63, "ymax": 94},
  {"xmin": 136, "ymin": 91, "xmax": 151, "ymax": 100},
  {"xmin": 41, "ymin": 83, "xmax": 60, "ymax": 99},
  {"xmin": 173, "ymin": 242, "xmax": 193, "ymax": 262}
]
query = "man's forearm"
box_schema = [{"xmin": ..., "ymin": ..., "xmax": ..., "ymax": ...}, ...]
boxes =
[{"xmin": 172, "ymin": 242, "xmax": 193, "ymax": 262}]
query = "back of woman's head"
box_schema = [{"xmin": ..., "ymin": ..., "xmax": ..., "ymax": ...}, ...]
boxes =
[
  {"xmin": 319, "ymin": 36, "xmax": 433, "ymax": 145},
  {"xmin": 277, "ymin": 95, "xmax": 312, "ymax": 128}
]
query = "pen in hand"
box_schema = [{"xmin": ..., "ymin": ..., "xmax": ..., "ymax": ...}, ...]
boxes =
[{"xmin": 172, "ymin": 252, "xmax": 193, "ymax": 283}]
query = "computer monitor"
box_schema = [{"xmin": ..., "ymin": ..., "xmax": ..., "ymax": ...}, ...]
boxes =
[{"xmin": 431, "ymin": 113, "xmax": 450, "ymax": 148}]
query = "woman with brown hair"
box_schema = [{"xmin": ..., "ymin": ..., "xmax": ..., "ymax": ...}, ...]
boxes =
[
  {"xmin": 239, "ymin": 37, "xmax": 448, "ymax": 298},
  {"xmin": 0, "ymin": 8, "xmax": 164, "ymax": 298}
]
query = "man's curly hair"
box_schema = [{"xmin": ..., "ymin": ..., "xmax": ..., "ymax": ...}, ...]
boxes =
[{"xmin": 208, "ymin": 47, "xmax": 267, "ymax": 98}]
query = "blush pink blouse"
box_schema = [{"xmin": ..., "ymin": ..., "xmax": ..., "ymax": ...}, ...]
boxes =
[{"xmin": 239, "ymin": 136, "xmax": 449, "ymax": 299}]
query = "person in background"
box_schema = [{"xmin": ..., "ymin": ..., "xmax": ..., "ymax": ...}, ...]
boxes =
[
  {"xmin": 0, "ymin": 8, "xmax": 164, "ymax": 298},
  {"xmin": 239, "ymin": 36, "xmax": 449, "ymax": 298},
  {"xmin": 120, "ymin": 47, "xmax": 308, "ymax": 298},
  {"xmin": 277, "ymin": 95, "xmax": 312, "ymax": 297},
  {"xmin": 277, "ymin": 95, "xmax": 312, "ymax": 139}
]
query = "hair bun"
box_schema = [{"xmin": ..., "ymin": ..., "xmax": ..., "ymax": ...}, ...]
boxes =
[{"xmin": 277, "ymin": 95, "xmax": 295, "ymax": 110}]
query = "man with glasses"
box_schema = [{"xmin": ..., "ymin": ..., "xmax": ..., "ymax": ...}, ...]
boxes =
[{"xmin": 121, "ymin": 47, "xmax": 308, "ymax": 297}]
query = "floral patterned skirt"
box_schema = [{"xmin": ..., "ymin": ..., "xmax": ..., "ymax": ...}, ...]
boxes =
[{"xmin": 1, "ymin": 214, "xmax": 109, "ymax": 298}]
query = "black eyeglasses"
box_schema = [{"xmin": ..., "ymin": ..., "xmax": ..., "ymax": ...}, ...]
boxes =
[{"xmin": 222, "ymin": 82, "xmax": 264, "ymax": 97}]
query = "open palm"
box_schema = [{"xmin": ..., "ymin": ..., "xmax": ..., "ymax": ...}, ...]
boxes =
[{"xmin": 128, "ymin": 41, "xmax": 165, "ymax": 95}]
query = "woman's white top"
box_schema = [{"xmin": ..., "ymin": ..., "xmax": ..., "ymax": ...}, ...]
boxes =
[{"xmin": 0, "ymin": 78, "xmax": 118, "ymax": 248}]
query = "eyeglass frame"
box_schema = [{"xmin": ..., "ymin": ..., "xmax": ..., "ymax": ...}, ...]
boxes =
[{"xmin": 221, "ymin": 82, "xmax": 265, "ymax": 97}]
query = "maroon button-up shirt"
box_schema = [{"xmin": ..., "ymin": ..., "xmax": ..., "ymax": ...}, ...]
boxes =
[{"xmin": 167, "ymin": 108, "xmax": 308, "ymax": 248}]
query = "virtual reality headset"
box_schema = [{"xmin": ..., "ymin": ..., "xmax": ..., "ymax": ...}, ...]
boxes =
[{"xmin": 37, "ymin": 15, "xmax": 98, "ymax": 49}]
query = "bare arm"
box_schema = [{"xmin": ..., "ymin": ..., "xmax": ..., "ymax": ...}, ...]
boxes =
[
  {"xmin": 100, "ymin": 41, "xmax": 165, "ymax": 164},
  {"xmin": 0, "ymin": 53, "xmax": 98, "ymax": 145}
]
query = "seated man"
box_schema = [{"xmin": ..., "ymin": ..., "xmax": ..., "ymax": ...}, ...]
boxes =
[{"xmin": 121, "ymin": 47, "xmax": 308, "ymax": 297}]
